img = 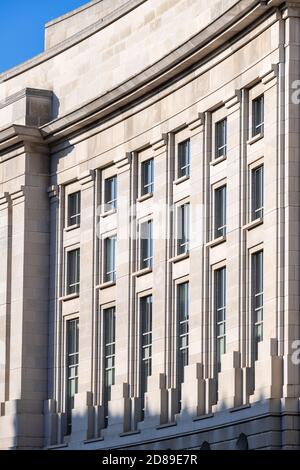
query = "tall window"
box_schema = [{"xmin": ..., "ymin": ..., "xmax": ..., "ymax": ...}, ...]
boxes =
[
  {"xmin": 104, "ymin": 176, "xmax": 117, "ymax": 212},
  {"xmin": 252, "ymin": 251, "xmax": 263, "ymax": 361},
  {"xmin": 104, "ymin": 236, "xmax": 116, "ymax": 283},
  {"xmin": 215, "ymin": 267, "xmax": 226, "ymax": 372},
  {"xmin": 252, "ymin": 165, "xmax": 264, "ymax": 220},
  {"xmin": 67, "ymin": 249, "xmax": 80, "ymax": 295},
  {"xmin": 177, "ymin": 282, "xmax": 189, "ymax": 406},
  {"xmin": 215, "ymin": 118, "xmax": 227, "ymax": 158},
  {"xmin": 141, "ymin": 158, "xmax": 154, "ymax": 195},
  {"xmin": 178, "ymin": 139, "xmax": 190, "ymax": 178},
  {"xmin": 215, "ymin": 185, "xmax": 227, "ymax": 238},
  {"xmin": 252, "ymin": 95, "xmax": 264, "ymax": 136},
  {"xmin": 66, "ymin": 318, "xmax": 79, "ymax": 435},
  {"xmin": 103, "ymin": 307, "xmax": 116, "ymax": 427},
  {"xmin": 177, "ymin": 203, "xmax": 190, "ymax": 255},
  {"xmin": 68, "ymin": 191, "xmax": 81, "ymax": 227},
  {"xmin": 140, "ymin": 220, "xmax": 153, "ymax": 270},
  {"xmin": 140, "ymin": 295, "xmax": 152, "ymax": 419}
]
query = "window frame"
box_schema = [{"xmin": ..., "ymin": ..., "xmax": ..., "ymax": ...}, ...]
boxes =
[
  {"xmin": 215, "ymin": 267, "xmax": 226, "ymax": 373},
  {"xmin": 215, "ymin": 118, "xmax": 227, "ymax": 159},
  {"xmin": 252, "ymin": 94, "xmax": 264, "ymax": 137},
  {"xmin": 67, "ymin": 191, "xmax": 81, "ymax": 227},
  {"xmin": 251, "ymin": 250, "xmax": 264, "ymax": 361},
  {"xmin": 141, "ymin": 158, "xmax": 154, "ymax": 196},
  {"xmin": 139, "ymin": 219, "xmax": 153, "ymax": 270},
  {"xmin": 66, "ymin": 247, "xmax": 80, "ymax": 295},
  {"xmin": 177, "ymin": 139, "xmax": 191, "ymax": 179},
  {"xmin": 251, "ymin": 164, "xmax": 264, "ymax": 221},
  {"xmin": 214, "ymin": 183, "xmax": 227, "ymax": 239},
  {"xmin": 65, "ymin": 317, "xmax": 79, "ymax": 435},
  {"xmin": 103, "ymin": 235, "xmax": 117, "ymax": 283},
  {"xmin": 139, "ymin": 294, "xmax": 153, "ymax": 420},
  {"xmin": 176, "ymin": 201, "xmax": 190, "ymax": 256}
]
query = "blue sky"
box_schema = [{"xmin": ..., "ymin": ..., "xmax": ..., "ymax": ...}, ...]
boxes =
[{"xmin": 0, "ymin": 0, "xmax": 89, "ymax": 73}]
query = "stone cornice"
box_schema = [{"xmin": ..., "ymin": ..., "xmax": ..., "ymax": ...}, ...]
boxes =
[
  {"xmin": 0, "ymin": 125, "xmax": 45, "ymax": 154},
  {"xmin": 38, "ymin": 0, "xmax": 282, "ymax": 144}
]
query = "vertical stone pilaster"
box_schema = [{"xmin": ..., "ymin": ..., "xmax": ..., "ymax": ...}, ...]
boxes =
[{"xmin": 70, "ymin": 170, "xmax": 96, "ymax": 444}]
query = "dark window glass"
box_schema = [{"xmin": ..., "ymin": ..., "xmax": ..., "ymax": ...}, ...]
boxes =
[
  {"xmin": 66, "ymin": 318, "xmax": 79, "ymax": 435},
  {"xmin": 215, "ymin": 185, "xmax": 227, "ymax": 238},
  {"xmin": 252, "ymin": 95, "xmax": 264, "ymax": 136},
  {"xmin": 104, "ymin": 176, "xmax": 117, "ymax": 211},
  {"xmin": 178, "ymin": 139, "xmax": 190, "ymax": 178},
  {"xmin": 141, "ymin": 159, "xmax": 154, "ymax": 195},
  {"xmin": 215, "ymin": 118, "xmax": 227, "ymax": 158},
  {"xmin": 67, "ymin": 249, "xmax": 80, "ymax": 295},
  {"xmin": 68, "ymin": 191, "xmax": 81, "ymax": 226},
  {"xmin": 140, "ymin": 295, "xmax": 152, "ymax": 419}
]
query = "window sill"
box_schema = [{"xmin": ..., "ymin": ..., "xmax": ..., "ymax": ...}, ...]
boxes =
[
  {"xmin": 96, "ymin": 280, "xmax": 116, "ymax": 290},
  {"xmin": 210, "ymin": 155, "xmax": 227, "ymax": 166},
  {"xmin": 169, "ymin": 252, "xmax": 189, "ymax": 263},
  {"xmin": 83, "ymin": 437, "xmax": 104, "ymax": 444},
  {"xmin": 243, "ymin": 217, "xmax": 263, "ymax": 231},
  {"xmin": 60, "ymin": 292, "xmax": 79, "ymax": 302},
  {"xmin": 229, "ymin": 404, "xmax": 251, "ymax": 413},
  {"xmin": 100, "ymin": 208, "xmax": 117, "ymax": 218},
  {"xmin": 173, "ymin": 175, "xmax": 190, "ymax": 185},
  {"xmin": 206, "ymin": 235, "xmax": 226, "ymax": 248},
  {"xmin": 120, "ymin": 430, "xmax": 141, "ymax": 437},
  {"xmin": 156, "ymin": 421, "xmax": 177, "ymax": 430},
  {"xmin": 137, "ymin": 192, "xmax": 153, "ymax": 203},
  {"xmin": 47, "ymin": 443, "xmax": 69, "ymax": 450},
  {"xmin": 247, "ymin": 132, "xmax": 264, "ymax": 145},
  {"xmin": 133, "ymin": 267, "xmax": 152, "ymax": 277},
  {"xmin": 193, "ymin": 413, "xmax": 214, "ymax": 422},
  {"xmin": 64, "ymin": 223, "xmax": 80, "ymax": 232}
]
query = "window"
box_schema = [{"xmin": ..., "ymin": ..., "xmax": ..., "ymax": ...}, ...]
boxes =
[
  {"xmin": 214, "ymin": 185, "xmax": 227, "ymax": 238},
  {"xmin": 67, "ymin": 249, "xmax": 80, "ymax": 295},
  {"xmin": 104, "ymin": 236, "xmax": 116, "ymax": 283},
  {"xmin": 252, "ymin": 95, "xmax": 264, "ymax": 136},
  {"xmin": 178, "ymin": 139, "xmax": 190, "ymax": 178},
  {"xmin": 141, "ymin": 158, "xmax": 154, "ymax": 196},
  {"xmin": 66, "ymin": 318, "xmax": 79, "ymax": 435},
  {"xmin": 103, "ymin": 307, "xmax": 116, "ymax": 427},
  {"xmin": 140, "ymin": 220, "xmax": 153, "ymax": 270},
  {"xmin": 177, "ymin": 203, "xmax": 190, "ymax": 255},
  {"xmin": 215, "ymin": 118, "xmax": 227, "ymax": 158},
  {"xmin": 252, "ymin": 165, "xmax": 264, "ymax": 220},
  {"xmin": 252, "ymin": 251, "xmax": 263, "ymax": 361},
  {"xmin": 104, "ymin": 176, "xmax": 117, "ymax": 212},
  {"xmin": 68, "ymin": 191, "xmax": 81, "ymax": 227},
  {"xmin": 215, "ymin": 267, "xmax": 226, "ymax": 372},
  {"xmin": 177, "ymin": 282, "xmax": 189, "ymax": 405},
  {"xmin": 140, "ymin": 295, "xmax": 152, "ymax": 419}
]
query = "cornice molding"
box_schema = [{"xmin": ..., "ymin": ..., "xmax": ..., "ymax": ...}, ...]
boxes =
[
  {"xmin": 38, "ymin": 0, "xmax": 280, "ymax": 143},
  {"xmin": 0, "ymin": 125, "xmax": 45, "ymax": 154}
]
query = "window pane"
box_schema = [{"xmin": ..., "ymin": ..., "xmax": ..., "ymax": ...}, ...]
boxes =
[
  {"xmin": 103, "ymin": 307, "xmax": 116, "ymax": 427},
  {"xmin": 67, "ymin": 249, "xmax": 80, "ymax": 295},
  {"xmin": 252, "ymin": 95, "xmax": 264, "ymax": 136},
  {"xmin": 177, "ymin": 203, "xmax": 190, "ymax": 255},
  {"xmin": 216, "ymin": 267, "xmax": 226, "ymax": 372},
  {"xmin": 68, "ymin": 192, "xmax": 81, "ymax": 226},
  {"xmin": 140, "ymin": 295, "xmax": 152, "ymax": 419},
  {"xmin": 105, "ymin": 237, "xmax": 116, "ymax": 282},
  {"xmin": 215, "ymin": 186, "xmax": 226, "ymax": 238},
  {"xmin": 178, "ymin": 139, "xmax": 190, "ymax": 178},
  {"xmin": 177, "ymin": 282, "xmax": 189, "ymax": 390},
  {"xmin": 140, "ymin": 220, "xmax": 153, "ymax": 269},
  {"xmin": 215, "ymin": 118, "xmax": 227, "ymax": 158},
  {"xmin": 252, "ymin": 166, "xmax": 264, "ymax": 220},
  {"xmin": 104, "ymin": 176, "xmax": 117, "ymax": 211},
  {"xmin": 66, "ymin": 318, "xmax": 79, "ymax": 435},
  {"xmin": 141, "ymin": 159, "xmax": 154, "ymax": 195},
  {"xmin": 252, "ymin": 251, "xmax": 264, "ymax": 360}
]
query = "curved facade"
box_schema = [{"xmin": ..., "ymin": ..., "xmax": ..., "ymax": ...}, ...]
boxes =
[{"xmin": 0, "ymin": 0, "xmax": 300, "ymax": 449}]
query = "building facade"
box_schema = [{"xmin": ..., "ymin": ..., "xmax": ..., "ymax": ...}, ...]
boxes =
[{"xmin": 0, "ymin": 0, "xmax": 300, "ymax": 450}]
